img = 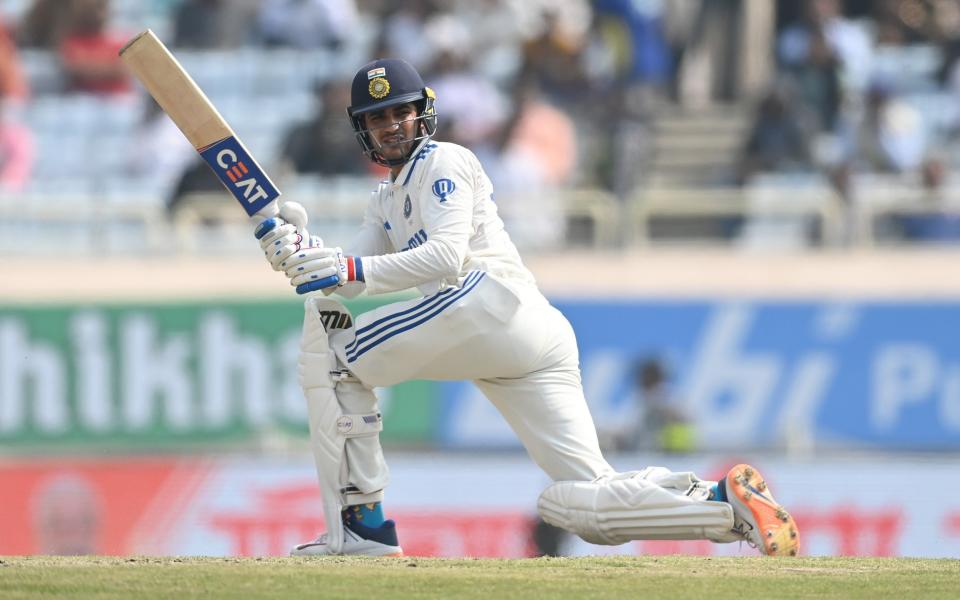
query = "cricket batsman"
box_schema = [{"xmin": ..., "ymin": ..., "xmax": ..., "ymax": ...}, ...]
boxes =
[{"xmin": 254, "ymin": 58, "xmax": 800, "ymax": 557}]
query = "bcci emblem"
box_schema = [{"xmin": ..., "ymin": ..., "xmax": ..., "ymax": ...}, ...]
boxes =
[
  {"xmin": 369, "ymin": 77, "xmax": 390, "ymax": 99},
  {"xmin": 403, "ymin": 195, "xmax": 412, "ymax": 218}
]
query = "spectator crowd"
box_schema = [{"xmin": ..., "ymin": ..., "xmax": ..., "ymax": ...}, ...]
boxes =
[{"xmin": 1, "ymin": 0, "xmax": 959, "ymax": 247}]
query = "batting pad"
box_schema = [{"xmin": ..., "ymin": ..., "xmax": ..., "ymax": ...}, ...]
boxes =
[
  {"xmin": 299, "ymin": 297, "xmax": 388, "ymax": 553},
  {"xmin": 538, "ymin": 467, "xmax": 737, "ymax": 545}
]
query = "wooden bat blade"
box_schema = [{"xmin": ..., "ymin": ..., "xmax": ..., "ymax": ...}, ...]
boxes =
[
  {"xmin": 119, "ymin": 30, "xmax": 280, "ymax": 217},
  {"xmin": 119, "ymin": 29, "xmax": 231, "ymax": 149}
]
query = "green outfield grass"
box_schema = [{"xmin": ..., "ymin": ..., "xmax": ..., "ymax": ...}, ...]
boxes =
[{"xmin": 1, "ymin": 556, "xmax": 958, "ymax": 600}]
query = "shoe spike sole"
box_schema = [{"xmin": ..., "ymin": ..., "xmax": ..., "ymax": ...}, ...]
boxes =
[{"xmin": 728, "ymin": 464, "xmax": 800, "ymax": 557}]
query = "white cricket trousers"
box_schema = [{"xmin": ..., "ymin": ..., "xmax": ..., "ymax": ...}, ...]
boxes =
[{"xmin": 328, "ymin": 270, "xmax": 615, "ymax": 482}]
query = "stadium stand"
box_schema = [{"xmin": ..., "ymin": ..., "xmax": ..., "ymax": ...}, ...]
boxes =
[{"xmin": 1, "ymin": 0, "xmax": 959, "ymax": 254}]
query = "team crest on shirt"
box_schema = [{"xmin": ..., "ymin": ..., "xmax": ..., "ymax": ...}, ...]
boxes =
[
  {"xmin": 369, "ymin": 77, "xmax": 390, "ymax": 99},
  {"xmin": 432, "ymin": 178, "xmax": 455, "ymax": 203},
  {"xmin": 403, "ymin": 195, "xmax": 412, "ymax": 218}
]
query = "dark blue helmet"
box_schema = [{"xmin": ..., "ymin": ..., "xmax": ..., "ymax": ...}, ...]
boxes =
[{"xmin": 347, "ymin": 58, "xmax": 438, "ymax": 167}]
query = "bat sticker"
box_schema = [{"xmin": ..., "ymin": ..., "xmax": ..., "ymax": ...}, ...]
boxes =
[{"xmin": 199, "ymin": 136, "xmax": 279, "ymax": 216}]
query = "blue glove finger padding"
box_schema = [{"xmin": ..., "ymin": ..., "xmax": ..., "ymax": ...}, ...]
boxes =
[
  {"xmin": 254, "ymin": 218, "xmax": 279, "ymax": 240},
  {"xmin": 296, "ymin": 275, "xmax": 341, "ymax": 295}
]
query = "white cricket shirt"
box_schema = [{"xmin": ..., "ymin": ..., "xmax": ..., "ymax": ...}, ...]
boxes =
[{"xmin": 347, "ymin": 140, "xmax": 537, "ymax": 296}]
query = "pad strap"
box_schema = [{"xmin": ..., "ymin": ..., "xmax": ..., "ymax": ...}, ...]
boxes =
[{"xmin": 336, "ymin": 412, "xmax": 383, "ymax": 438}]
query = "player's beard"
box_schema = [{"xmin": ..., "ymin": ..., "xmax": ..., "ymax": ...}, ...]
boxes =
[
  {"xmin": 372, "ymin": 119, "xmax": 420, "ymax": 160},
  {"xmin": 374, "ymin": 135, "xmax": 415, "ymax": 162}
]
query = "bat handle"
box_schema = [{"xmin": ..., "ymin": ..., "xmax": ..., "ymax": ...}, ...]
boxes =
[
  {"xmin": 296, "ymin": 275, "xmax": 341, "ymax": 295},
  {"xmin": 278, "ymin": 201, "xmax": 311, "ymax": 242}
]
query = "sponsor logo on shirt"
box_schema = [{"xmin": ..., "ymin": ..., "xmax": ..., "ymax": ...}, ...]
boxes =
[
  {"xmin": 404, "ymin": 228, "xmax": 428, "ymax": 250},
  {"xmin": 432, "ymin": 178, "xmax": 455, "ymax": 203}
]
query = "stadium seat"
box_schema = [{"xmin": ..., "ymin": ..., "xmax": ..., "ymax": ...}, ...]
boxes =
[
  {"xmin": 738, "ymin": 173, "xmax": 844, "ymax": 249},
  {"xmin": 19, "ymin": 49, "xmax": 64, "ymax": 95}
]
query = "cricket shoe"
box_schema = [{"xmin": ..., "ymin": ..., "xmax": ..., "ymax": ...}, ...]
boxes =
[
  {"xmin": 290, "ymin": 519, "xmax": 403, "ymax": 557},
  {"xmin": 724, "ymin": 464, "xmax": 800, "ymax": 556}
]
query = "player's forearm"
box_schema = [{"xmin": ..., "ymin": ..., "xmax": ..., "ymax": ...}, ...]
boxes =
[{"xmin": 361, "ymin": 238, "xmax": 465, "ymax": 295}]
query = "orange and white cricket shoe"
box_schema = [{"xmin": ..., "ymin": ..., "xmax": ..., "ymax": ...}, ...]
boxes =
[{"xmin": 724, "ymin": 464, "xmax": 800, "ymax": 556}]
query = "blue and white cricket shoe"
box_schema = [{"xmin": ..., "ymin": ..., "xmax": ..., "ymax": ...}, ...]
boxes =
[{"xmin": 290, "ymin": 519, "xmax": 403, "ymax": 557}]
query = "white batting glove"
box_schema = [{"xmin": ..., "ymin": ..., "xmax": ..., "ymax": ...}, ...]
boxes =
[
  {"xmin": 280, "ymin": 246, "xmax": 365, "ymax": 295},
  {"xmin": 253, "ymin": 202, "xmax": 322, "ymax": 270}
]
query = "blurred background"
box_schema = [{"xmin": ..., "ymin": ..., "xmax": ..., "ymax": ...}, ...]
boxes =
[{"xmin": 1, "ymin": 0, "xmax": 959, "ymax": 558}]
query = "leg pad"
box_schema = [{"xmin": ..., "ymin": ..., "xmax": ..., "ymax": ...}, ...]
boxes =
[
  {"xmin": 538, "ymin": 467, "xmax": 736, "ymax": 545},
  {"xmin": 299, "ymin": 297, "xmax": 389, "ymax": 552}
]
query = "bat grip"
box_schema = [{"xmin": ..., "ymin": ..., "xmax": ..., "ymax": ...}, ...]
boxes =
[{"xmin": 296, "ymin": 275, "xmax": 341, "ymax": 295}]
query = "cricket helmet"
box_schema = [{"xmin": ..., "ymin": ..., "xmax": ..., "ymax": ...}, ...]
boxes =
[{"xmin": 347, "ymin": 58, "xmax": 438, "ymax": 167}]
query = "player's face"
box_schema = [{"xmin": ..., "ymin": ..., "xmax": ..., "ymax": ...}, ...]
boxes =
[{"xmin": 364, "ymin": 103, "xmax": 419, "ymax": 161}]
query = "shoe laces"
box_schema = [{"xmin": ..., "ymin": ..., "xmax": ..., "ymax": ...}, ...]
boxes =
[
  {"xmin": 309, "ymin": 533, "xmax": 329, "ymax": 545},
  {"xmin": 307, "ymin": 525, "xmax": 360, "ymax": 546},
  {"xmin": 731, "ymin": 522, "xmax": 758, "ymax": 549}
]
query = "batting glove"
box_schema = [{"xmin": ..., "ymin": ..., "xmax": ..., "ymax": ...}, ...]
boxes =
[
  {"xmin": 280, "ymin": 246, "xmax": 364, "ymax": 295},
  {"xmin": 254, "ymin": 202, "xmax": 340, "ymax": 291},
  {"xmin": 254, "ymin": 201, "xmax": 324, "ymax": 270}
]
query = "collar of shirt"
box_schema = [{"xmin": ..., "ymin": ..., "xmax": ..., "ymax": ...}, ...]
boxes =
[{"xmin": 391, "ymin": 138, "xmax": 434, "ymax": 188}]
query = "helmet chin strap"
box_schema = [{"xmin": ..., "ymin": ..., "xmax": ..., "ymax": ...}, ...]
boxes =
[
  {"xmin": 369, "ymin": 124, "xmax": 430, "ymax": 167},
  {"xmin": 371, "ymin": 138, "xmax": 417, "ymax": 167}
]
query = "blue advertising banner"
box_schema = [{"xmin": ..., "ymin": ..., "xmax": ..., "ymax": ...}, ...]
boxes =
[
  {"xmin": 440, "ymin": 300, "xmax": 960, "ymax": 450},
  {"xmin": 3, "ymin": 298, "xmax": 958, "ymax": 450}
]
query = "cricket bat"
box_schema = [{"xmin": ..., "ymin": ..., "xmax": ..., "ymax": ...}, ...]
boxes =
[{"xmin": 119, "ymin": 29, "xmax": 279, "ymax": 220}]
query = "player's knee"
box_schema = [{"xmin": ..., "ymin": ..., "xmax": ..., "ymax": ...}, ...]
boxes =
[
  {"xmin": 300, "ymin": 303, "xmax": 380, "ymax": 429},
  {"xmin": 299, "ymin": 295, "xmax": 363, "ymax": 388}
]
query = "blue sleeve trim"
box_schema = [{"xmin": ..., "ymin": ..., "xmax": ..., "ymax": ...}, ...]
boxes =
[{"xmin": 354, "ymin": 257, "xmax": 365, "ymax": 282}]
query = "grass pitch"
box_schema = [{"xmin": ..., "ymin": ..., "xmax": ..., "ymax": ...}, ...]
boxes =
[{"xmin": 1, "ymin": 556, "xmax": 958, "ymax": 600}]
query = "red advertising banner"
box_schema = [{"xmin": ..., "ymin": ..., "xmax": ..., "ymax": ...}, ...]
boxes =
[
  {"xmin": 204, "ymin": 482, "xmax": 534, "ymax": 557},
  {"xmin": 1, "ymin": 456, "xmax": 957, "ymax": 558},
  {"xmin": 0, "ymin": 458, "xmax": 210, "ymax": 555}
]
